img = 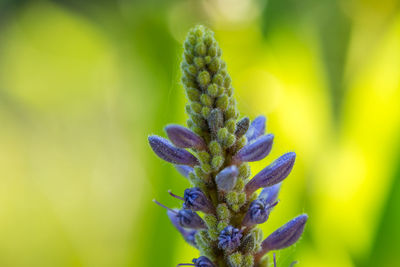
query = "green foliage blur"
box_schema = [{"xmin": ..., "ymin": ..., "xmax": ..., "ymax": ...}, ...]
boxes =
[{"xmin": 0, "ymin": 0, "xmax": 399, "ymax": 266}]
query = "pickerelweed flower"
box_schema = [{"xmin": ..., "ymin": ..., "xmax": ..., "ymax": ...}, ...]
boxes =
[{"xmin": 148, "ymin": 25, "xmax": 308, "ymax": 267}]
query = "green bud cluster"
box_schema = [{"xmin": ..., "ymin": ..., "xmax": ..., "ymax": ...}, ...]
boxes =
[{"xmin": 182, "ymin": 26, "xmax": 238, "ymax": 172}]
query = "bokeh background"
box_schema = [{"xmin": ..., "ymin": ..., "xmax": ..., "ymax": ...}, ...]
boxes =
[{"xmin": 0, "ymin": 0, "xmax": 399, "ymax": 266}]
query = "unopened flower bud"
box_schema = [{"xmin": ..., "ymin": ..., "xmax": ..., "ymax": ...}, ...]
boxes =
[
  {"xmin": 175, "ymin": 165, "xmax": 194, "ymax": 178},
  {"xmin": 167, "ymin": 210, "xmax": 197, "ymax": 247},
  {"xmin": 245, "ymin": 152, "xmax": 296, "ymax": 196},
  {"xmin": 233, "ymin": 134, "xmax": 274, "ymax": 163},
  {"xmin": 215, "ymin": 165, "xmax": 238, "ymax": 192},
  {"xmin": 165, "ymin": 124, "xmax": 206, "ymax": 150},
  {"xmin": 257, "ymin": 214, "xmax": 308, "ymax": 257},
  {"xmin": 258, "ymin": 183, "xmax": 281, "ymax": 205},
  {"xmin": 148, "ymin": 136, "xmax": 199, "ymax": 166},
  {"xmin": 246, "ymin": 115, "xmax": 266, "ymax": 142},
  {"xmin": 218, "ymin": 225, "xmax": 243, "ymax": 252}
]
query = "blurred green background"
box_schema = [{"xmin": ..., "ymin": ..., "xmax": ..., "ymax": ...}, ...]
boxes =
[{"xmin": 0, "ymin": 0, "xmax": 399, "ymax": 266}]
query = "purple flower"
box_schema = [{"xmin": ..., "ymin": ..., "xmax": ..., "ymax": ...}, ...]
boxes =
[
  {"xmin": 246, "ymin": 115, "xmax": 266, "ymax": 142},
  {"xmin": 148, "ymin": 135, "xmax": 199, "ymax": 166},
  {"xmin": 258, "ymin": 183, "xmax": 281, "ymax": 204},
  {"xmin": 154, "ymin": 200, "xmax": 206, "ymax": 229},
  {"xmin": 218, "ymin": 225, "xmax": 242, "ymax": 251},
  {"xmin": 215, "ymin": 165, "xmax": 238, "ymax": 192},
  {"xmin": 241, "ymin": 198, "xmax": 278, "ymax": 227},
  {"xmin": 168, "ymin": 188, "xmax": 214, "ymax": 214},
  {"xmin": 233, "ymin": 134, "xmax": 274, "ymax": 163},
  {"xmin": 177, "ymin": 256, "xmax": 216, "ymax": 267},
  {"xmin": 258, "ymin": 214, "xmax": 308, "ymax": 255},
  {"xmin": 165, "ymin": 124, "xmax": 206, "ymax": 150},
  {"xmin": 245, "ymin": 152, "xmax": 296, "ymax": 196},
  {"xmin": 242, "ymin": 184, "xmax": 281, "ymax": 227},
  {"xmin": 177, "ymin": 209, "xmax": 206, "ymax": 229},
  {"xmin": 175, "ymin": 165, "xmax": 194, "ymax": 178},
  {"xmin": 183, "ymin": 188, "xmax": 214, "ymax": 214},
  {"xmin": 192, "ymin": 256, "xmax": 216, "ymax": 267},
  {"xmin": 167, "ymin": 210, "xmax": 197, "ymax": 248}
]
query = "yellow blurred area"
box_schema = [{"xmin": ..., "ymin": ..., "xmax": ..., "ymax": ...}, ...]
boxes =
[{"xmin": 0, "ymin": 0, "xmax": 399, "ymax": 266}]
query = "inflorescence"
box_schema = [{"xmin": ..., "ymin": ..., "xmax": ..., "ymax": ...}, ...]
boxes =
[{"xmin": 148, "ymin": 25, "xmax": 308, "ymax": 267}]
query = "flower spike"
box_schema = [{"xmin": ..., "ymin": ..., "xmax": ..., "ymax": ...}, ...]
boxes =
[{"xmin": 148, "ymin": 25, "xmax": 307, "ymax": 266}]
